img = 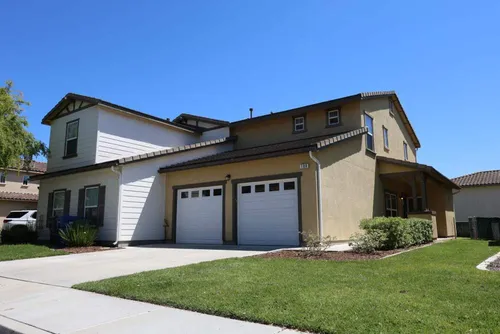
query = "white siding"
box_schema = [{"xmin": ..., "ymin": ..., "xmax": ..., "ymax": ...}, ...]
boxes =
[
  {"xmin": 37, "ymin": 168, "xmax": 119, "ymax": 241},
  {"xmin": 46, "ymin": 107, "xmax": 99, "ymax": 172},
  {"xmin": 96, "ymin": 107, "xmax": 199, "ymax": 163},
  {"xmin": 119, "ymin": 142, "xmax": 234, "ymax": 242},
  {"xmin": 200, "ymin": 127, "xmax": 230, "ymax": 141},
  {"xmin": 454, "ymin": 186, "xmax": 500, "ymax": 222}
]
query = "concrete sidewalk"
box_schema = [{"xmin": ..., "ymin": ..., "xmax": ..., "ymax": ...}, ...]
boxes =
[{"xmin": 0, "ymin": 277, "xmax": 302, "ymax": 333}]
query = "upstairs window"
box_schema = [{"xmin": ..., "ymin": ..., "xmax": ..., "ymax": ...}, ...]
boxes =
[
  {"xmin": 0, "ymin": 172, "xmax": 5, "ymax": 184},
  {"xmin": 364, "ymin": 113, "xmax": 374, "ymax": 151},
  {"xmin": 65, "ymin": 120, "xmax": 79, "ymax": 157},
  {"xmin": 383, "ymin": 126, "xmax": 389, "ymax": 150},
  {"xmin": 403, "ymin": 142, "xmax": 409, "ymax": 161},
  {"xmin": 22, "ymin": 175, "xmax": 29, "ymax": 185},
  {"xmin": 293, "ymin": 116, "xmax": 306, "ymax": 133},
  {"xmin": 327, "ymin": 109, "xmax": 340, "ymax": 126}
]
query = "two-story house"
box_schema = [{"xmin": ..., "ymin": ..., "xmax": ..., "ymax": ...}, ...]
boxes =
[
  {"xmin": 31, "ymin": 93, "xmax": 234, "ymax": 243},
  {"xmin": 160, "ymin": 91, "xmax": 459, "ymax": 245},
  {"xmin": 32, "ymin": 91, "xmax": 458, "ymax": 246},
  {"xmin": 0, "ymin": 162, "xmax": 46, "ymax": 227}
]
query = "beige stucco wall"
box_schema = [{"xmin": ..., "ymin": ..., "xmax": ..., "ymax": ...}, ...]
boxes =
[
  {"xmin": 361, "ymin": 98, "xmax": 417, "ymax": 162},
  {"xmin": 317, "ymin": 135, "xmax": 380, "ymax": 240},
  {"xmin": 164, "ymin": 153, "xmax": 318, "ymax": 242},
  {"xmin": 427, "ymin": 179, "xmax": 456, "ymax": 237},
  {"xmin": 231, "ymin": 102, "xmax": 362, "ymax": 149},
  {"xmin": 0, "ymin": 201, "xmax": 37, "ymax": 229},
  {"xmin": 0, "ymin": 170, "xmax": 40, "ymax": 194}
]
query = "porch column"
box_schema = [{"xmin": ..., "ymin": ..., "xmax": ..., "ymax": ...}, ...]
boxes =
[
  {"xmin": 411, "ymin": 174, "xmax": 418, "ymax": 212},
  {"xmin": 420, "ymin": 172, "xmax": 428, "ymax": 210}
]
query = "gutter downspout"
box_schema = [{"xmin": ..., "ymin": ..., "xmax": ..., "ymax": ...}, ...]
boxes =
[
  {"xmin": 110, "ymin": 165, "xmax": 122, "ymax": 246},
  {"xmin": 309, "ymin": 150, "xmax": 323, "ymax": 239}
]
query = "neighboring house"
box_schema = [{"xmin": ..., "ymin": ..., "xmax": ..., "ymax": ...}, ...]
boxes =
[
  {"xmin": 0, "ymin": 162, "xmax": 47, "ymax": 228},
  {"xmin": 31, "ymin": 91, "xmax": 458, "ymax": 246},
  {"xmin": 452, "ymin": 170, "xmax": 500, "ymax": 223}
]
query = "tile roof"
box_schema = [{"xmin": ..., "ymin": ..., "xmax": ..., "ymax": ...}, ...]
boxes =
[
  {"xmin": 28, "ymin": 161, "xmax": 47, "ymax": 173},
  {"xmin": 0, "ymin": 191, "xmax": 38, "ymax": 202},
  {"xmin": 451, "ymin": 170, "xmax": 500, "ymax": 187},
  {"xmin": 30, "ymin": 137, "xmax": 236, "ymax": 181},
  {"xmin": 159, "ymin": 127, "xmax": 367, "ymax": 173},
  {"xmin": 6, "ymin": 161, "xmax": 47, "ymax": 173}
]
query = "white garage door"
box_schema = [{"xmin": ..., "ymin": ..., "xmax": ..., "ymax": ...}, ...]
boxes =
[
  {"xmin": 237, "ymin": 178, "xmax": 299, "ymax": 246},
  {"xmin": 176, "ymin": 185, "xmax": 223, "ymax": 244}
]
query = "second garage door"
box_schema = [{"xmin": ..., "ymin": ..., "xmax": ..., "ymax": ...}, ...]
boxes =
[
  {"xmin": 176, "ymin": 185, "xmax": 223, "ymax": 244},
  {"xmin": 237, "ymin": 178, "xmax": 300, "ymax": 246}
]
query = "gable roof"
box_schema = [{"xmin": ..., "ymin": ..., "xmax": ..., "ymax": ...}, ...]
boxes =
[
  {"xmin": 173, "ymin": 113, "xmax": 229, "ymax": 126},
  {"xmin": 30, "ymin": 137, "xmax": 235, "ymax": 181},
  {"xmin": 159, "ymin": 127, "xmax": 367, "ymax": 173},
  {"xmin": 41, "ymin": 93, "xmax": 199, "ymax": 133},
  {"xmin": 451, "ymin": 170, "xmax": 500, "ymax": 187},
  {"xmin": 377, "ymin": 156, "xmax": 460, "ymax": 190},
  {"xmin": 229, "ymin": 91, "xmax": 420, "ymax": 149}
]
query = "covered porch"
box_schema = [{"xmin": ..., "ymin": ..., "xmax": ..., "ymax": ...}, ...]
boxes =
[{"xmin": 377, "ymin": 157, "xmax": 460, "ymax": 238}]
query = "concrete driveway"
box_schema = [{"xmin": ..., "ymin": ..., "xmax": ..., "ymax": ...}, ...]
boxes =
[
  {"xmin": 0, "ymin": 245, "xmax": 305, "ymax": 334},
  {"xmin": 0, "ymin": 245, "xmax": 268, "ymax": 287}
]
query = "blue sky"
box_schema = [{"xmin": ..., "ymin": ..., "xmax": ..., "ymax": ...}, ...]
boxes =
[{"xmin": 2, "ymin": 1, "xmax": 499, "ymax": 178}]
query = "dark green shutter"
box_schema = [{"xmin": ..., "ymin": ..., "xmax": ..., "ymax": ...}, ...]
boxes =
[
  {"xmin": 77, "ymin": 188, "xmax": 85, "ymax": 218},
  {"xmin": 46, "ymin": 192, "xmax": 54, "ymax": 227},
  {"xmin": 63, "ymin": 190, "xmax": 71, "ymax": 216},
  {"xmin": 98, "ymin": 185, "xmax": 106, "ymax": 226}
]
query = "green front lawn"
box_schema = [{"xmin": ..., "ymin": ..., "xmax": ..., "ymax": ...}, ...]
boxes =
[
  {"xmin": 74, "ymin": 240, "xmax": 500, "ymax": 333},
  {"xmin": 0, "ymin": 244, "xmax": 67, "ymax": 261}
]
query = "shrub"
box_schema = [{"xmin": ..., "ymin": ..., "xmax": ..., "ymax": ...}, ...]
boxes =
[
  {"xmin": 407, "ymin": 218, "xmax": 433, "ymax": 245},
  {"xmin": 349, "ymin": 230, "xmax": 386, "ymax": 254},
  {"xmin": 300, "ymin": 231, "xmax": 336, "ymax": 256},
  {"xmin": 1, "ymin": 223, "xmax": 38, "ymax": 244},
  {"xmin": 59, "ymin": 220, "xmax": 98, "ymax": 247},
  {"xmin": 351, "ymin": 217, "xmax": 433, "ymax": 253}
]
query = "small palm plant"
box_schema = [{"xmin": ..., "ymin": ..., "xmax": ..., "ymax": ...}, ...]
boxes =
[{"xmin": 59, "ymin": 220, "xmax": 98, "ymax": 247}]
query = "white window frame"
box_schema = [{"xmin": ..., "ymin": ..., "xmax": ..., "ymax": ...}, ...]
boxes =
[
  {"xmin": 84, "ymin": 186, "xmax": 99, "ymax": 219},
  {"xmin": 65, "ymin": 120, "xmax": 79, "ymax": 157},
  {"xmin": 52, "ymin": 190, "xmax": 65, "ymax": 218},
  {"xmin": 293, "ymin": 116, "xmax": 305, "ymax": 132},
  {"xmin": 327, "ymin": 109, "xmax": 340, "ymax": 126},
  {"xmin": 383, "ymin": 126, "xmax": 389, "ymax": 150},
  {"xmin": 403, "ymin": 142, "xmax": 408, "ymax": 161},
  {"xmin": 385, "ymin": 192, "xmax": 398, "ymax": 217},
  {"xmin": 364, "ymin": 113, "xmax": 374, "ymax": 151}
]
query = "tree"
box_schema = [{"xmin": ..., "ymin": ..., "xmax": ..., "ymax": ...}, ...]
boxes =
[{"xmin": 0, "ymin": 80, "xmax": 48, "ymax": 171}]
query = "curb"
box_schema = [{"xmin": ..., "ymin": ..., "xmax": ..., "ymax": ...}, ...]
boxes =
[{"xmin": 476, "ymin": 252, "xmax": 500, "ymax": 271}]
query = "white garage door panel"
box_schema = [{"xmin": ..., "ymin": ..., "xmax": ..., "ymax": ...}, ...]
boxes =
[
  {"xmin": 238, "ymin": 178, "xmax": 299, "ymax": 246},
  {"xmin": 176, "ymin": 186, "xmax": 223, "ymax": 244}
]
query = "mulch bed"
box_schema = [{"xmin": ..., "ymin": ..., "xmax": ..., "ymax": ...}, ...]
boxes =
[
  {"xmin": 487, "ymin": 257, "xmax": 500, "ymax": 271},
  {"xmin": 258, "ymin": 245, "xmax": 425, "ymax": 261},
  {"xmin": 56, "ymin": 246, "xmax": 117, "ymax": 254}
]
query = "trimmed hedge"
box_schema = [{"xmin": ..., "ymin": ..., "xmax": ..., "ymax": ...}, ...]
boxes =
[{"xmin": 351, "ymin": 217, "xmax": 433, "ymax": 253}]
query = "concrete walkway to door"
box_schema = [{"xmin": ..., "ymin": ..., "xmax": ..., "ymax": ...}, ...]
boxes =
[{"xmin": 0, "ymin": 245, "xmax": 303, "ymax": 333}]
